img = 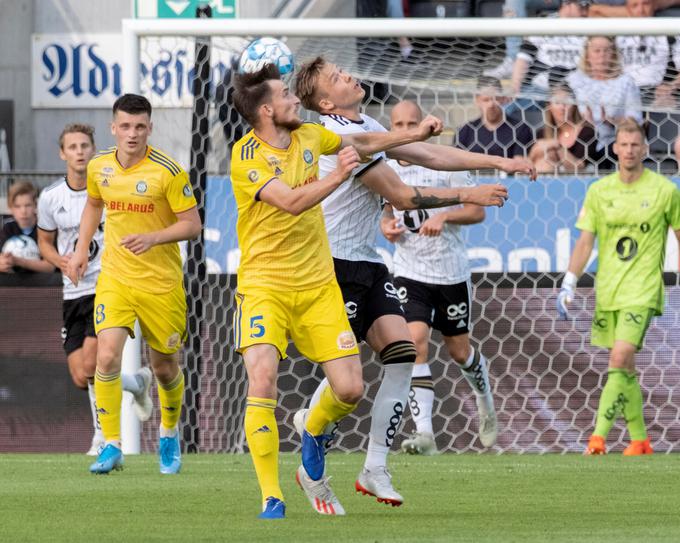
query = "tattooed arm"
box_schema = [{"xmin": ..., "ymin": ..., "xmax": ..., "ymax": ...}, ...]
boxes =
[{"xmin": 358, "ymin": 160, "xmax": 508, "ymax": 209}]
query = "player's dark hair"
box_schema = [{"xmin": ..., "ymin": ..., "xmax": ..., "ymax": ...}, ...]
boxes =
[
  {"xmin": 233, "ymin": 63, "xmax": 281, "ymax": 128},
  {"xmin": 8, "ymin": 180, "xmax": 38, "ymax": 206},
  {"xmin": 113, "ymin": 93, "xmax": 152, "ymax": 118},
  {"xmin": 59, "ymin": 123, "xmax": 95, "ymax": 149},
  {"xmin": 295, "ymin": 56, "xmax": 327, "ymax": 112}
]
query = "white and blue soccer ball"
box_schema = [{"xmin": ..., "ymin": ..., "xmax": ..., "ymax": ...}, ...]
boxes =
[
  {"xmin": 2, "ymin": 234, "xmax": 40, "ymax": 260},
  {"xmin": 238, "ymin": 37, "xmax": 294, "ymax": 76}
]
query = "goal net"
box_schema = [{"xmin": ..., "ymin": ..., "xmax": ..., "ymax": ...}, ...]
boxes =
[{"xmin": 123, "ymin": 17, "xmax": 680, "ymax": 454}]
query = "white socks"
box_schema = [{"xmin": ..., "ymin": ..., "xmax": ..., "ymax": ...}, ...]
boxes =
[
  {"xmin": 121, "ymin": 372, "xmax": 143, "ymax": 396},
  {"xmin": 364, "ymin": 362, "xmax": 413, "ymax": 470},
  {"xmin": 459, "ymin": 349, "xmax": 491, "ymax": 397},
  {"xmin": 409, "ymin": 363, "xmax": 434, "ymax": 435},
  {"xmin": 87, "ymin": 379, "xmax": 102, "ymax": 435}
]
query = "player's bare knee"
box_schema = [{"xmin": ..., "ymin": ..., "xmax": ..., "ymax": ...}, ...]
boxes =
[
  {"xmin": 446, "ymin": 336, "xmax": 471, "ymax": 365},
  {"xmin": 333, "ymin": 380, "xmax": 363, "ymax": 405}
]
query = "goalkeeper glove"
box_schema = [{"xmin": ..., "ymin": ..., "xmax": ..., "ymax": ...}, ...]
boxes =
[{"xmin": 556, "ymin": 271, "xmax": 578, "ymax": 320}]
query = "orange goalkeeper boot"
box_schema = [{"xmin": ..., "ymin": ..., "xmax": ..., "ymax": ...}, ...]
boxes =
[
  {"xmin": 623, "ymin": 438, "xmax": 653, "ymax": 456},
  {"xmin": 584, "ymin": 435, "xmax": 606, "ymax": 455}
]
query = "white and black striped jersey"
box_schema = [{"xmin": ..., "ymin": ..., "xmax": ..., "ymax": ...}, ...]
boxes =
[
  {"xmin": 37, "ymin": 177, "xmax": 104, "ymax": 300},
  {"xmin": 617, "ymin": 36, "xmax": 669, "ymax": 88},
  {"xmin": 387, "ymin": 160, "xmax": 473, "ymax": 285},
  {"xmin": 318, "ymin": 113, "xmax": 387, "ymax": 263},
  {"xmin": 517, "ymin": 35, "xmax": 585, "ymax": 91}
]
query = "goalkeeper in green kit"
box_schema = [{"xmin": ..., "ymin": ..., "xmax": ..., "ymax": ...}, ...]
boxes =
[{"xmin": 557, "ymin": 119, "xmax": 680, "ymax": 455}]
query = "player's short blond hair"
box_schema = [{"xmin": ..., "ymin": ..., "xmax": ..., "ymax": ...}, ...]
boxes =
[
  {"xmin": 8, "ymin": 180, "xmax": 38, "ymax": 206},
  {"xmin": 295, "ymin": 56, "xmax": 327, "ymax": 112},
  {"xmin": 59, "ymin": 123, "xmax": 95, "ymax": 149},
  {"xmin": 615, "ymin": 118, "xmax": 646, "ymax": 142}
]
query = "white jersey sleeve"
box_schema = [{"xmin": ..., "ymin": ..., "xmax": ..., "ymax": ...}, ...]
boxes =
[
  {"xmin": 318, "ymin": 113, "xmax": 387, "ymax": 263},
  {"xmin": 37, "ymin": 178, "xmax": 104, "ymax": 299},
  {"xmin": 387, "ymin": 161, "xmax": 473, "ymax": 285}
]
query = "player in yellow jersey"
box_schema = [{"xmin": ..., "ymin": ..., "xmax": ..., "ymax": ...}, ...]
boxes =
[
  {"xmin": 230, "ymin": 64, "xmax": 508, "ymax": 520},
  {"xmin": 65, "ymin": 94, "xmax": 202, "ymax": 475}
]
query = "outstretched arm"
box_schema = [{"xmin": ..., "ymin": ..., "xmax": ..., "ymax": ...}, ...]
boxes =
[
  {"xmin": 340, "ymin": 115, "xmax": 442, "ymax": 158},
  {"xmin": 359, "ymin": 160, "xmax": 508, "ymax": 209},
  {"xmin": 386, "ymin": 142, "xmax": 537, "ymax": 180}
]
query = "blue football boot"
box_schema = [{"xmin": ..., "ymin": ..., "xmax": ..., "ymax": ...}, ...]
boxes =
[
  {"xmin": 301, "ymin": 430, "xmax": 332, "ymax": 481},
  {"xmin": 89, "ymin": 443, "xmax": 124, "ymax": 474},
  {"xmin": 258, "ymin": 496, "xmax": 286, "ymax": 519},
  {"xmin": 159, "ymin": 433, "xmax": 182, "ymax": 474}
]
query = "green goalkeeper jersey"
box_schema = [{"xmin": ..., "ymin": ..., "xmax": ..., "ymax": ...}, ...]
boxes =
[{"xmin": 576, "ymin": 168, "xmax": 680, "ymax": 314}]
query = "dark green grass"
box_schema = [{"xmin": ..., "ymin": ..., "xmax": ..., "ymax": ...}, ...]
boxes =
[{"xmin": 2, "ymin": 453, "xmax": 679, "ymax": 542}]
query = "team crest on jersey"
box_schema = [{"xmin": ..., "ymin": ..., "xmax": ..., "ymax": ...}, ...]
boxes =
[
  {"xmin": 337, "ymin": 331, "xmax": 356, "ymax": 350},
  {"xmin": 303, "ymin": 149, "xmax": 313, "ymax": 164},
  {"xmin": 183, "ymin": 184, "xmax": 192, "ymax": 197},
  {"xmin": 136, "ymin": 181, "xmax": 147, "ymax": 194},
  {"xmin": 248, "ymin": 170, "xmax": 259, "ymax": 182}
]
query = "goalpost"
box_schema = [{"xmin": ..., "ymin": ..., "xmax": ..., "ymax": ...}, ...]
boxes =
[{"xmin": 121, "ymin": 17, "xmax": 680, "ymax": 455}]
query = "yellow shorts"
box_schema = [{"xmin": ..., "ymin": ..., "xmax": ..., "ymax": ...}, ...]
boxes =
[
  {"xmin": 94, "ymin": 273, "xmax": 187, "ymax": 354},
  {"xmin": 233, "ymin": 279, "xmax": 358, "ymax": 363}
]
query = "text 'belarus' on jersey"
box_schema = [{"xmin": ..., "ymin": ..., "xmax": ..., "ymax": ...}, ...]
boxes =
[
  {"xmin": 87, "ymin": 146, "xmax": 197, "ymax": 294},
  {"xmin": 576, "ymin": 168, "xmax": 680, "ymax": 314},
  {"xmin": 230, "ymin": 123, "xmax": 341, "ymax": 291}
]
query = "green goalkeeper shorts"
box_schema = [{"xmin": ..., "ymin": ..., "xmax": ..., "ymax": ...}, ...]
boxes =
[{"xmin": 590, "ymin": 307, "xmax": 655, "ymax": 350}]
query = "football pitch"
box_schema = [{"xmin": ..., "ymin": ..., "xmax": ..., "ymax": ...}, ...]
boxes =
[{"xmin": 2, "ymin": 452, "xmax": 678, "ymax": 542}]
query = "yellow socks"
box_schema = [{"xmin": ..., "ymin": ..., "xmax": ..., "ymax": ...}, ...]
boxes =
[
  {"xmin": 306, "ymin": 385, "xmax": 357, "ymax": 436},
  {"xmin": 158, "ymin": 370, "xmax": 184, "ymax": 430},
  {"xmin": 245, "ymin": 397, "xmax": 283, "ymax": 504},
  {"xmin": 94, "ymin": 369, "xmax": 122, "ymax": 443}
]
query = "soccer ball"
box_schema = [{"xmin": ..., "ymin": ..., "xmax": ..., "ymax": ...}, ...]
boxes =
[
  {"xmin": 238, "ymin": 37, "xmax": 294, "ymax": 76},
  {"xmin": 2, "ymin": 234, "xmax": 40, "ymax": 260}
]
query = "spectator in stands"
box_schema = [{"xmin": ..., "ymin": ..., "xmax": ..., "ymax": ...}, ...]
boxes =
[
  {"xmin": 653, "ymin": 37, "xmax": 680, "ymax": 108},
  {"xmin": 589, "ymin": 0, "xmax": 680, "ymax": 16},
  {"xmin": 0, "ymin": 181, "xmax": 54, "ymax": 274},
  {"xmin": 455, "ymin": 76, "xmax": 534, "ymax": 158},
  {"xmin": 485, "ymin": 0, "xmax": 587, "ymax": 83},
  {"xmin": 529, "ymin": 80, "xmax": 601, "ymax": 173},
  {"xmin": 567, "ymin": 36, "xmax": 643, "ymax": 159},
  {"xmin": 593, "ymin": 0, "xmax": 671, "ymax": 105}
]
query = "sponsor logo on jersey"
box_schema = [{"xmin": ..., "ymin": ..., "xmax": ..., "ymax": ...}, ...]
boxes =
[
  {"xmin": 183, "ymin": 184, "xmax": 192, "ymax": 197},
  {"xmin": 345, "ymin": 301, "xmax": 358, "ymax": 318},
  {"xmin": 167, "ymin": 332, "xmax": 180, "ymax": 348},
  {"xmin": 640, "ymin": 222, "xmax": 650, "ymax": 233},
  {"xmin": 101, "ymin": 178, "xmax": 110, "ymax": 187},
  {"xmin": 248, "ymin": 169, "xmax": 259, "ymax": 182},
  {"xmin": 447, "ymin": 302, "xmax": 468, "ymax": 320},
  {"xmin": 336, "ymin": 330, "xmax": 356, "ymax": 350},
  {"xmin": 641, "ymin": 200, "xmax": 649, "ymax": 208},
  {"xmin": 57, "ymin": 206, "xmax": 67, "ymax": 214},
  {"xmin": 274, "ymin": 167, "xmax": 283, "ymax": 176},
  {"xmin": 254, "ymin": 425, "xmax": 271, "ymax": 433},
  {"xmin": 136, "ymin": 181, "xmax": 147, "ymax": 194},
  {"xmin": 593, "ymin": 316, "xmax": 608, "ymax": 329},
  {"xmin": 303, "ymin": 149, "xmax": 313, "ymax": 164},
  {"xmin": 108, "ymin": 200, "xmax": 155, "ymax": 213}
]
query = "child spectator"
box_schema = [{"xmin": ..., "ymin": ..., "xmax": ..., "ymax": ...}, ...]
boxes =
[{"xmin": 0, "ymin": 181, "xmax": 55, "ymax": 274}]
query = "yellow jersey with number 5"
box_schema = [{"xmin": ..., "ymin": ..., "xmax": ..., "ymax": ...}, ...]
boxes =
[
  {"xmin": 87, "ymin": 146, "xmax": 197, "ymax": 294},
  {"xmin": 231, "ymin": 123, "xmax": 341, "ymax": 291}
]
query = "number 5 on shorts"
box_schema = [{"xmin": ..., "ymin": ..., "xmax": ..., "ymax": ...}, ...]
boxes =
[{"xmin": 250, "ymin": 315, "xmax": 265, "ymax": 338}]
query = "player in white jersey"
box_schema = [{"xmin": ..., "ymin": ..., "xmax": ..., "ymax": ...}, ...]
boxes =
[
  {"xmin": 293, "ymin": 57, "xmax": 534, "ymax": 509},
  {"xmin": 37, "ymin": 124, "xmax": 152, "ymax": 455},
  {"xmin": 381, "ymin": 101, "xmax": 497, "ymax": 456}
]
